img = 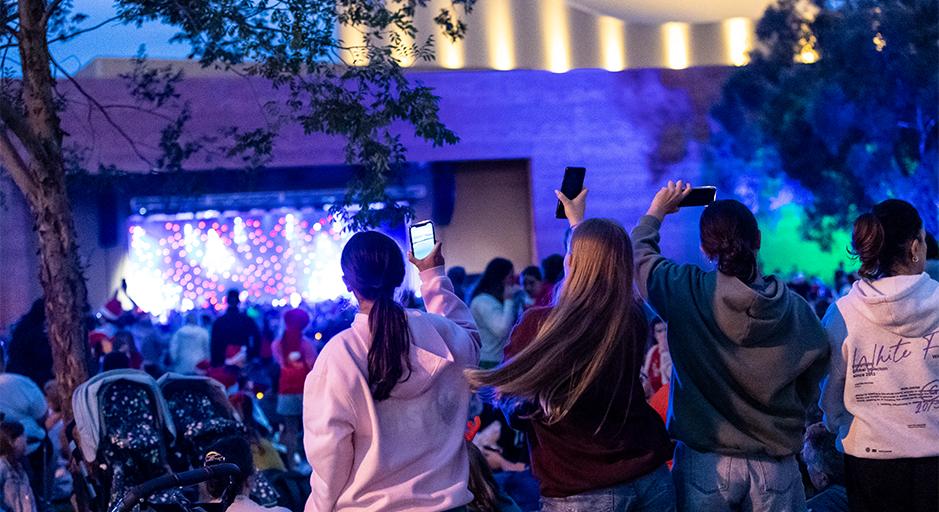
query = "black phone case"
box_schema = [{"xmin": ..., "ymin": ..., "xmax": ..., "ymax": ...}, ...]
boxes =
[
  {"xmin": 556, "ymin": 167, "xmax": 586, "ymax": 219},
  {"xmin": 678, "ymin": 187, "xmax": 716, "ymax": 207}
]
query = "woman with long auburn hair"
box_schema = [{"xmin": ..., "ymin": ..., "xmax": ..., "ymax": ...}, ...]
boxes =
[
  {"xmin": 468, "ymin": 190, "xmax": 675, "ymax": 512},
  {"xmin": 302, "ymin": 232, "xmax": 481, "ymax": 512}
]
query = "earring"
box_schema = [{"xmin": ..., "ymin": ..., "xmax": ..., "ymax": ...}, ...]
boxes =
[{"xmin": 913, "ymin": 256, "xmax": 920, "ymax": 263}]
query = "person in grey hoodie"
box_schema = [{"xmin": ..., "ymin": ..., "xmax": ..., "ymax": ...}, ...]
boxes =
[
  {"xmin": 631, "ymin": 181, "xmax": 829, "ymax": 512},
  {"xmin": 820, "ymin": 199, "xmax": 938, "ymax": 512}
]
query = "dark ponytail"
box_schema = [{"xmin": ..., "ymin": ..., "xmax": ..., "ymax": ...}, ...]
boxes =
[
  {"xmin": 851, "ymin": 199, "xmax": 922, "ymax": 279},
  {"xmin": 340, "ymin": 232, "xmax": 412, "ymax": 402},
  {"xmin": 700, "ymin": 200, "xmax": 760, "ymax": 284}
]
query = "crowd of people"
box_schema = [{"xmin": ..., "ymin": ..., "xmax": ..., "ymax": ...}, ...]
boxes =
[{"xmin": 1, "ymin": 180, "xmax": 938, "ymax": 512}]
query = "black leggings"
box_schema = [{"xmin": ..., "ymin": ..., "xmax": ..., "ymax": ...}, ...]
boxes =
[{"xmin": 844, "ymin": 454, "xmax": 939, "ymax": 512}]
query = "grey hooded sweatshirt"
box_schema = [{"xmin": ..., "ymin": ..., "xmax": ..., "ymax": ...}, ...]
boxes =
[{"xmin": 631, "ymin": 215, "xmax": 829, "ymax": 457}]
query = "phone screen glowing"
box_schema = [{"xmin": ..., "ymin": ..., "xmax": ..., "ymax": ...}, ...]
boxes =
[{"xmin": 410, "ymin": 221, "xmax": 436, "ymax": 260}]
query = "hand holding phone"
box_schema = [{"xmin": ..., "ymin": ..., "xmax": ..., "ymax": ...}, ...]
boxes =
[
  {"xmin": 647, "ymin": 180, "xmax": 692, "ymax": 220},
  {"xmin": 409, "ymin": 220, "xmax": 436, "ymax": 259},
  {"xmin": 556, "ymin": 167, "xmax": 586, "ymax": 220},
  {"xmin": 408, "ymin": 221, "xmax": 445, "ymax": 272}
]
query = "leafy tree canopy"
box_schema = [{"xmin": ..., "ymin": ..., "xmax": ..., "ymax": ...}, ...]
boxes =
[
  {"xmin": 708, "ymin": 0, "xmax": 938, "ymax": 245},
  {"xmin": 5, "ymin": 0, "xmax": 476, "ymax": 230}
]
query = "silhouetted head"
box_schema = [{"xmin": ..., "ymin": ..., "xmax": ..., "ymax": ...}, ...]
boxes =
[
  {"xmin": 226, "ymin": 289, "xmax": 240, "ymax": 308},
  {"xmin": 204, "ymin": 435, "xmax": 253, "ymax": 500},
  {"xmin": 700, "ymin": 200, "xmax": 761, "ymax": 284},
  {"xmin": 541, "ymin": 254, "xmax": 565, "ymax": 284}
]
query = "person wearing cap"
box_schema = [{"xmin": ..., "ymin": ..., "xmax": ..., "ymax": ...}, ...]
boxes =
[{"xmin": 88, "ymin": 294, "xmax": 126, "ymax": 360}]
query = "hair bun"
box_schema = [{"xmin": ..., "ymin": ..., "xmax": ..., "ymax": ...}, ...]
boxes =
[{"xmin": 852, "ymin": 212, "xmax": 885, "ymax": 279}]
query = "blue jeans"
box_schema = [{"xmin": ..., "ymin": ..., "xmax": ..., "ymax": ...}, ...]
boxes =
[
  {"xmin": 672, "ymin": 442, "xmax": 806, "ymax": 512},
  {"xmin": 540, "ymin": 465, "xmax": 675, "ymax": 512}
]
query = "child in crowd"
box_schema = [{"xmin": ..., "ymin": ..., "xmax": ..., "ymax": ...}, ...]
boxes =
[
  {"xmin": 472, "ymin": 189, "xmax": 674, "ymax": 512},
  {"xmin": 632, "ymin": 181, "xmax": 829, "ymax": 512},
  {"xmin": 202, "ymin": 436, "xmax": 289, "ymax": 512},
  {"xmin": 640, "ymin": 318, "xmax": 670, "ymax": 398},
  {"xmin": 302, "ymin": 233, "xmax": 480, "ymax": 512},
  {"xmin": 0, "ymin": 420, "xmax": 36, "ymax": 512},
  {"xmin": 820, "ymin": 199, "xmax": 938, "ymax": 512},
  {"xmin": 271, "ymin": 308, "xmax": 317, "ymax": 470}
]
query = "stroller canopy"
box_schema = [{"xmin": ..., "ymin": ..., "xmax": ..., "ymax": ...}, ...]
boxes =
[{"xmin": 72, "ymin": 369, "xmax": 176, "ymax": 464}]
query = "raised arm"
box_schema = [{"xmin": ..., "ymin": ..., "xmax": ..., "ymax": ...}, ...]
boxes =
[
  {"xmin": 630, "ymin": 181, "xmax": 694, "ymax": 319},
  {"xmin": 409, "ymin": 243, "xmax": 481, "ymax": 354}
]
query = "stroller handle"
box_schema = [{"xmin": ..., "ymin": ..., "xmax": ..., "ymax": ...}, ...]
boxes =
[{"xmin": 108, "ymin": 463, "xmax": 242, "ymax": 512}]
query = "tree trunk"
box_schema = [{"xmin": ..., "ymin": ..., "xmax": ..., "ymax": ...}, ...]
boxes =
[
  {"xmin": 31, "ymin": 180, "xmax": 91, "ymax": 421},
  {"xmin": 16, "ymin": 0, "xmax": 91, "ymax": 420}
]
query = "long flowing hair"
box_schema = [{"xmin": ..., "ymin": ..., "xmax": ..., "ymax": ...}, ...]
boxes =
[
  {"xmin": 341, "ymin": 231, "xmax": 412, "ymax": 401},
  {"xmin": 467, "ymin": 219, "xmax": 644, "ymax": 429}
]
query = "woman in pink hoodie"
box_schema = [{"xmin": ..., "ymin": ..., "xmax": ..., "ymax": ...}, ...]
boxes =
[{"xmin": 302, "ymin": 232, "xmax": 480, "ymax": 512}]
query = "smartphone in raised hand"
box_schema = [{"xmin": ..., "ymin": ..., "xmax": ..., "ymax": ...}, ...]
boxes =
[
  {"xmin": 409, "ymin": 220, "xmax": 436, "ymax": 260},
  {"xmin": 556, "ymin": 167, "xmax": 586, "ymax": 219},
  {"xmin": 678, "ymin": 186, "xmax": 716, "ymax": 207}
]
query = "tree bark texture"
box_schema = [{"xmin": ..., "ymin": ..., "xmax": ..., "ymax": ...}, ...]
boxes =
[{"xmin": 7, "ymin": 0, "xmax": 92, "ymax": 420}]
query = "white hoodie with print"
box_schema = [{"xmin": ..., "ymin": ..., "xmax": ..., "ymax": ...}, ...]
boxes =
[{"xmin": 820, "ymin": 273, "xmax": 939, "ymax": 459}]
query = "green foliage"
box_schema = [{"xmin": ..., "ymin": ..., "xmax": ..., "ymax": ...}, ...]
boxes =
[
  {"xmin": 109, "ymin": 0, "xmax": 475, "ymax": 230},
  {"xmin": 708, "ymin": 0, "xmax": 938, "ymax": 244}
]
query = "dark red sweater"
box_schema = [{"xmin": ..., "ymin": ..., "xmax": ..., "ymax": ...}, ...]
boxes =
[{"xmin": 502, "ymin": 306, "xmax": 673, "ymax": 498}]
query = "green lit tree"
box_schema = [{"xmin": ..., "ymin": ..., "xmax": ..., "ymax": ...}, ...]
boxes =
[
  {"xmin": 708, "ymin": 0, "xmax": 937, "ymax": 245},
  {"xmin": 0, "ymin": 0, "xmax": 473, "ymax": 420}
]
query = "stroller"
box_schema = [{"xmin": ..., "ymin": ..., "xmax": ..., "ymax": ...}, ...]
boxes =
[
  {"xmin": 72, "ymin": 369, "xmax": 186, "ymax": 511},
  {"xmin": 109, "ymin": 463, "xmax": 241, "ymax": 512},
  {"xmin": 157, "ymin": 373, "xmax": 279, "ymax": 506}
]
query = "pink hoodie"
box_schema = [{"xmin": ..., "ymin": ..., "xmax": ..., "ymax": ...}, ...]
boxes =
[{"xmin": 302, "ymin": 267, "xmax": 481, "ymax": 512}]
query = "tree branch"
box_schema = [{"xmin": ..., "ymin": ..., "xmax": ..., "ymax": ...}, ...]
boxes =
[
  {"xmin": 0, "ymin": 15, "xmax": 119, "ymax": 50},
  {"xmin": 0, "ymin": 127, "xmax": 37, "ymax": 201},
  {"xmin": 51, "ymin": 57, "xmax": 155, "ymax": 168},
  {"xmin": 0, "ymin": 96, "xmax": 37, "ymax": 157},
  {"xmin": 41, "ymin": 0, "xmax": 65, "ymax": 27}
]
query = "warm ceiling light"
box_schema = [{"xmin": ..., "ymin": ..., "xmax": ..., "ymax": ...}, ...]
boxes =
[
  {"xmin": 338, "ymin": 22, "xmax": 369, "ymax": 66},
  {"xmin": 487, "ymin": 0, "xmax": 515, "ymax": 70},
  {"xmin": 542, "ymin": 0, "xmax": 571, "ymax": 73},
  {"xmin": 723, "ymin": 17, "xmax": 752, "ymax": 66},
  {"xmin": 598, "ymin": 16, "xmax": 626, "ymax": 71},
  {"xmin": 662, "ymin": 22, "xmax": 690, "ymax": 70}
]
